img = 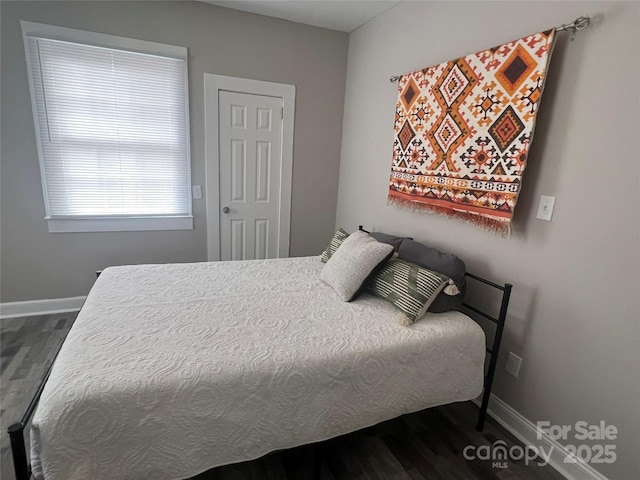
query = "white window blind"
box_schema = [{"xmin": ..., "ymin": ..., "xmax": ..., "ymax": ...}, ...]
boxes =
[{"xmin": 22, "ymin": 22, "xmax": 192, "ymax": 232}]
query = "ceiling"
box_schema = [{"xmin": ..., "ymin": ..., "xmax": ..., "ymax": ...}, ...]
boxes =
[{"xmin": 199, "ymin": 0, "xmax": 403, "ymax": 33}]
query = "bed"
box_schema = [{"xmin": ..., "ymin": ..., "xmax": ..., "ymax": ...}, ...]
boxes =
[{"xmin": 8, "ymin": 232, "xmax": 511, "ymax": 480}]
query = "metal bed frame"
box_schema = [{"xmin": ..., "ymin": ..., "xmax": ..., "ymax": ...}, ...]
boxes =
[
  {"xmin": 7, "ymin": 240, "xmax": 512, "ymax": 480},
  {"xmin": 463, "ymin": 271, "xmax": 512, "ymax": 430}
]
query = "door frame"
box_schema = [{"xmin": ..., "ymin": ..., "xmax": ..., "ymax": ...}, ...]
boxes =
[{"xmin": 204, "ymin": 74, "xmax": 295, "ymax": 261}]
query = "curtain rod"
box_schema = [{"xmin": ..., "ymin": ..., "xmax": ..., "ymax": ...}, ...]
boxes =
[{"xmin": 389, "ymin": 15, "xmax": 591, "ymax": 83}]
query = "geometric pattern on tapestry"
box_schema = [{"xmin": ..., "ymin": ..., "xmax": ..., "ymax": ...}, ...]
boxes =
[{"xmin": 388, "ymin": 29, "xmax": 557, "ymax": 236}]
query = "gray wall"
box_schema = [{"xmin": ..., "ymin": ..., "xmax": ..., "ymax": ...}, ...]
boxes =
[
  {"xmin": 0, "ymin": 1, "xmax": 348, "ymax": 302},
  {"xmin": 336, "ymin": 1, "xmax": 638, "ymax": 479}
]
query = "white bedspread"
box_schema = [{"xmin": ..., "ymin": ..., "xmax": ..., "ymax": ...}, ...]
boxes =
[{"xmin": 31, "ymin": 256, "xmax": 484, "ymax": 480}]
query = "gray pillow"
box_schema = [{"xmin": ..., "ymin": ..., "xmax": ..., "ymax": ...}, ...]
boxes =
[
  {"xmin": 368, "ymin": 232, "xmax": 411, "ymax": 252},
  {"xmin": 320, "ymin": 231, "xmax": 394, "ymax": 301},
  {"xmin": 397, "ymin": 239, "xmax": 466, "ymax": 312}
]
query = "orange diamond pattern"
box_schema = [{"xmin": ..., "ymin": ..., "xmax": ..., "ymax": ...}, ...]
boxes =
[
  {"xmin": 495, "ymin": 44, "xmax": 536, "ymax": 96},
  {"xmin": 400, "ymin": 77, "xmax": 420, "ymax": 112}
]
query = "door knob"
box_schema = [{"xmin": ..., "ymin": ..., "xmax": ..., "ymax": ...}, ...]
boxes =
[{"xmin": 222, "ymin": 206, "xmax": 230, "ymax": 214}]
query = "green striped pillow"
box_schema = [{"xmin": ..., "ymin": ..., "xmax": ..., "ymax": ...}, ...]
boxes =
[
  {"xmin": 321, "ymin": 228, "xmax": 350, "ymax": 263},
  {"xmin": 366, "ymin": 258, "xmax": 450, "ymax": 324}
]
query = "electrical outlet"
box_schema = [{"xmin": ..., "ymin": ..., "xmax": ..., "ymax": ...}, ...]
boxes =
[
  {"xmin": 536, "ymin": 195, "xmax": 555, "ymax": 221},
  {"xmin": 505, "ymin": 352, "xmax": 523, "ymax": 378}
]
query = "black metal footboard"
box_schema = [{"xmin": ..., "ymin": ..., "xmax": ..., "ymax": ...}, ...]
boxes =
[{"xmin": 8, "ymin": 323, "xmax": 74, "ymax": 480}]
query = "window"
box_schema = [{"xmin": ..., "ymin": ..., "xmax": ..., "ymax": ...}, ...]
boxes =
[{"xmin": 22, "ymin": 22, "xmax": 192, "ymax": 232}]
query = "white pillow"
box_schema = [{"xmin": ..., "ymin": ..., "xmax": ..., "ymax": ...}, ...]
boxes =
[{"xmin": 320, "ymin": 230, "xmax": 394, "ymax": 301}]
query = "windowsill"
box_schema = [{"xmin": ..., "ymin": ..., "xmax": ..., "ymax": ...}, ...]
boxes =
[{"xmin": 46, "ymin": 216, "xmax": 193, "ymax": 233}]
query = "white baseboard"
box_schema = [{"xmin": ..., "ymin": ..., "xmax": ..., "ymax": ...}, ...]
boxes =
[
  {"xmin": 476, "ymin": 394, "xmax": 609, "ymax": 480},
  {"xmin": 0, "ymin": 296, "xmax": 85, "ymax": 319}
]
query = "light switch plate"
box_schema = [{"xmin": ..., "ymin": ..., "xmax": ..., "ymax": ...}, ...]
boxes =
[
  {"xmin": 536, "ymin": 195, "xmax": 555, "ymax": 221},
  {"xmin": 192, "ymin": 185, "xmax": 202, "ymax": 199}
]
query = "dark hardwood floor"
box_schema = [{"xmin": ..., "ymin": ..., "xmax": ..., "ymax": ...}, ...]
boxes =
[{"xmin": 0, "ymin": 314, "xmax": 565, "ymax": 480}]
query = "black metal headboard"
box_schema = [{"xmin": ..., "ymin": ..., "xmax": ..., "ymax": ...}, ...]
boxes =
[
  {"xmin": 462, "ymin": 272, "xmax": 512, "ymax": 430},
  {"xmin": 358, "ymin": 225, "xmax": 512, "ymax": 431}
]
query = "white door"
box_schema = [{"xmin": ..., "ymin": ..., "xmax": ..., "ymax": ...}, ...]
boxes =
[
  {"xmin": 204, "ymin": 74, "xmax": 295, "ymax": 262},
  {"xmin": 219, "ymin": 91, "xmax": 282, "ymax": 261}
]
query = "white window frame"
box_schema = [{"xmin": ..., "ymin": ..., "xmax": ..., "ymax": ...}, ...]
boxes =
[{"xmin": 21, "ymin": 21, "xmax": 193, "ymax": 233}]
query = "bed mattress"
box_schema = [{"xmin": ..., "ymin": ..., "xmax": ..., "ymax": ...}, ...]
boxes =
[{"xmin": 31, "ymin": 256, "xmax": 485, "ymax": 480}]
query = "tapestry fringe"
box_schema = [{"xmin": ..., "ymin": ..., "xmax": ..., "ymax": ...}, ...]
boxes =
[{"xmin": 388, "ymin": 195, "xmax": 512, "ymax": 238}]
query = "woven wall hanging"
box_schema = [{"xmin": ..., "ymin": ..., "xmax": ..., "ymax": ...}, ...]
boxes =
[{"xmin": 388, "ymin": 29, "xmax": 557, "ymax": 236}]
